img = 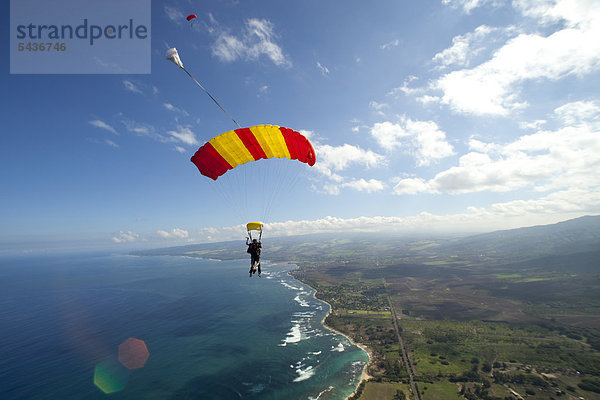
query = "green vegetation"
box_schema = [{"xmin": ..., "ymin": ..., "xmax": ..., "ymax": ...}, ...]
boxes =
[{"xmin": 137, "ymin": 216, "xmax": 600, "ymax": 399}]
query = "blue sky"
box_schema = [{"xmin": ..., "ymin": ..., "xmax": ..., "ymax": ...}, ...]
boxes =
[{"xmin": 2, "ymin": 0, "xmax": 600, "ymax": 251}]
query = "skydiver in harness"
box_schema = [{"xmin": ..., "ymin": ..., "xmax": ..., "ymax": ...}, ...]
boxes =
[
  {"xmin": 246, "ymin": 238, "xmax": 262, "ymax": 277},
  {"xmin": 246, "ymin": 222, "xmax": 264, "ymax": 277}
]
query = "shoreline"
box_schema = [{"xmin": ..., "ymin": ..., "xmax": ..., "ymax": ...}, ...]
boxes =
[{"xmin": 284, "ymin": 266, "xmax": 373, "ymax": 400}]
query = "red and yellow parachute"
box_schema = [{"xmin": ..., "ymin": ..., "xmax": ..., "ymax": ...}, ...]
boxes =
[{"xmin": 191, "ymin": 125, "xmax": 316, "ymax": 180}]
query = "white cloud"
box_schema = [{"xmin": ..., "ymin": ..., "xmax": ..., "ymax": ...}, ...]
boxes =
[
  {"xmin": 432, "ymin": 25, "xmax": 496, "ymax": 68},
  {"xmin": 167, "ymin": 126, "xmax": 199, "ymax": 146},
  {"xmin": 514, "ymin": 0, "xmax": 599, "ymax": 28},
  {"xmin": 317, "ymin": 62, "xmax": 330, "ymax": 76},
  {"xmin": 554, "ymin": 100, "xmax": 600, "ymax": 126},
  {"xmin": 370, "ymin": 119, "xmax": 455, "ymax": 166},
  {"xmin": 442, "ymin": 0, "xmax": 503, "ymax": 13},
  {"xmin": 90, "ymin": 120, "xmax": 118, "ymax": 135},
  {"xmin": 258, "ymin": 85, "xmax": 270, "ymax": 96},
  {"xmin": 122, "ymin": 80, "xmax": 142, "ymax": 94},
  {"xmin": 112, "ymin": 231, "xmax": 139, "ymax": 243},
  {"xmin": 184, "ymin": 199, "xmax": 599, "ymax": 242},
  {"xmin": 164, "ymin": 6, "xmax": 185, "ymax": 23},
  {"xmin": 369, "ymin": 101, "xmax": 388, "ymax": 116},
  {"xmin": 104, "ymin": 139, "xmax": 119, "ymax": 148},
  {"xmin": 380, "ymin": 39, "xmax": 399, "ymax": 50},
  {"xmin": 342, "ymin": 178, "xmax": 385, "ymax": 193},
  {"xmin": 388, "ymin": 76, "xmax": 423, "ymax": 97},
  {"xmin": 432, "ymin": 0, "xmax": 600, "ymax": 116},
  {"xmin": 211, "ymin": 18, "xmax": 291, "ymax": 67},
  {"xmin": 393, "ymin": 177, "xmax": 431, "ymax": 195},
  {"xmin": 156, "ymin": 228, "xmax": 189, "ymax": 239},
  {"xmin": 417, "ymin": 95, "xmax": 441, "ymax": 105},
  {"xmin": 519, "ymin": 119, "xmax": 547, "ymax": 130},
  {"xmin": 121, "ymin": 119, "xmax": 155, "ymax": 137},
  {"xmin": 315, "ymin": 143, "xmax": 386, "ymax": 175},
  {"xmin": 299, "ymin": 129, "xmax": 314, "ymax": 139},
  {"xmin": 163, "ymin": 103, "xmax": 188, "ymax": 115},
  {"xmin": 398, "ymin": 101, "xmax": 600, "ymax": 194}
]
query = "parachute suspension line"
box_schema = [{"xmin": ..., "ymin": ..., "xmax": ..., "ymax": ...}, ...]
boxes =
[
  {"xmin": 167, "ymin": 47, "xmax": 241, "ymax": 129},
  {"xmin": 180, "ymin": 67, "xmax": 242, "ymax": 129}
]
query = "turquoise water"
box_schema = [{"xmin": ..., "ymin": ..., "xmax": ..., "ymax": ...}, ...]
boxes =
[{"xmin": 0, "ymin": 253, "xmax": 368, "ymax": 399}]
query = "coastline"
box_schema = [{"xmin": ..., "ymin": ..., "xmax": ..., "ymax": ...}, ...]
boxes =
[{"xmin": 285, "ymin": 266, "xmax": 372, "ymax": 400}]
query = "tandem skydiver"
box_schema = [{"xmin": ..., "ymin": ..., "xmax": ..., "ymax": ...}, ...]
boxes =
[{"xmin": 246, "ymin": 237, "xmax": 262, "ymax": 277}]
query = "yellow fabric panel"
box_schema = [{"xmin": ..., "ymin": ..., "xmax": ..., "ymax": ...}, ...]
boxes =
[
  {"xmin": 250, "ymin": 125, "xmax": 291, "ymax": 159},
  {"xmin": 209, "ymin": 130, "xmax": 255, "ymax": 167},
  {"xmin": 246, "ymin": 222, "xmax": 263, "ymax": 231}
]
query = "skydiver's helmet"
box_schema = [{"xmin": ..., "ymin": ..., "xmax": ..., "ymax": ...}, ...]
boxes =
[{"xmin": 252, "ymin": 239, "xmax": 257, "ymax": 243}]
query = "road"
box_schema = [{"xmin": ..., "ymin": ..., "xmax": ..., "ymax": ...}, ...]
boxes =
[{"xmin": 387, "ymin": 296, "xmax": 421, "ymax": 400}]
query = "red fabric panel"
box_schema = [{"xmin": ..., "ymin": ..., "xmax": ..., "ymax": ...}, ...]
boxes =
[
  {"xmin": 280, "ymin": 127, "xmax": 299, "ymax": 160},
  {"xmin": 190, "ymin": 142, "xmax": 233, "ymax": 180},
  {"xmin": 280, "ymin": 127, "xmax": 316, "ymax": 166},
  {"xmin": 235, "ymin": 127, "xmax": 267, "ymax": 161}
]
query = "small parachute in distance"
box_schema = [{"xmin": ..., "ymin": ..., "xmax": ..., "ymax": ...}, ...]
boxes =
[
  {"xmin": 186, "ymin": 14, "xmax": 197, "ymax": 26},
  {"xmin": 191, "ymin": 125, "xmax": 316, "ymax": 180}
]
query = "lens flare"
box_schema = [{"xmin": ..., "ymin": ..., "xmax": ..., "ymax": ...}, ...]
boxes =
[
  {"xmin": 93, "ymin": 357, "xmax": 130, "ymax": 394},
  {"xmin": 118, "ymin": 337, "xmax": 149, "ymax": 370}
]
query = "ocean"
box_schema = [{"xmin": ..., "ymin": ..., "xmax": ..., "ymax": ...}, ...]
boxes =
[{"xmin": 0, "ymin": 252, "xmax": 368, "ymax": 400}]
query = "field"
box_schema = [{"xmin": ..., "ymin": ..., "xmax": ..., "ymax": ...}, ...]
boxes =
[
  {"xmin": 139, "ymin": 216, "xmax": 600, "ymax": 399},
  {"xmin": 289, "ymin": 236, "xmax": 600, "ymax": 398}
]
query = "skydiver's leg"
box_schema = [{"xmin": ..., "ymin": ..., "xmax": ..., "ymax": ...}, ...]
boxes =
[
  {"xmin": 251, "ymin": 256, "xmax": 258, "ymax": 274},
  {"xmin": 257, "ymin": 260, "xmax": 261, "ymax": 277}
]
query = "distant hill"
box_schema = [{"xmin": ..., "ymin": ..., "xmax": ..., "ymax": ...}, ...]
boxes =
[
  {"xmin": 133, "ymin": 215, "xmax": 600, "ymax": 264},
  {"xmin": 439, "ymin": 215, "xmax": 600, "ymax": 262}
]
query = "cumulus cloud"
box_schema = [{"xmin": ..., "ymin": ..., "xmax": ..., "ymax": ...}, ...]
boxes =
[
  {"xmin": 309, "ymin": 141, "xmax": 386, "ymax": 194},
  {"xmin": 342, "ymin": 178, "xmax": 385, "ymax": 193},
  {"xmin": 192, "ymin": 201, "xmax": 599, "ymax": 241},
  {"xmin": 90, "ymin": 119, "xmax": 118, "ymax": 135},
  {"xmin": 432, "ymin": 25, "xmax": 497, "ymax": 68},
  {"xmin": 393, "ymin": 177, "xmax": 431, "ymax": 195},
  {"xmin": 314, "ymin": 143, "xmax": 386, "ymax": 176},
  {"xmin": 394, "ymin": 100, "xmax": 600, "ymax": 195},
  {"xmin": 166, "ymin": 126, "xmax": 199, "ymax": 146},
  {"xmin": 554, "ymin": 100, "xmax": 600, "ymax": 126},
  {"xmin": 210, "ymin": 17, "xmax": 291, "ymax": 67},
  {"xmin": 370, "ymin": 119, "xmax": 455, "ymax": 166},
  {"xmin": 156, "ymin": 228, "xmax": 189, "ymax": 239},
  {"xmin": 431, "ymin": 0, "xmax": 600, "ymax": 116},
  {"xmin": 112, "ymin": 231, "xmax": 139, "ymax": 243}
]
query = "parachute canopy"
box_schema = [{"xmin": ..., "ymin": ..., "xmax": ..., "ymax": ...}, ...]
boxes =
[
  {"xmin": 247, "ymin": 222, "xmax": 263, "ymax": 232},
  {"xmin": 165, "ymin": 48, "xmax": 184, "ymax": 69},
  {"xmin": 186, "ymin": 14, "xmax": 197, "ymax": 21},
  {"xmin": 191, "ymin": 125, "xmax": 316, "ymax": 180}
]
